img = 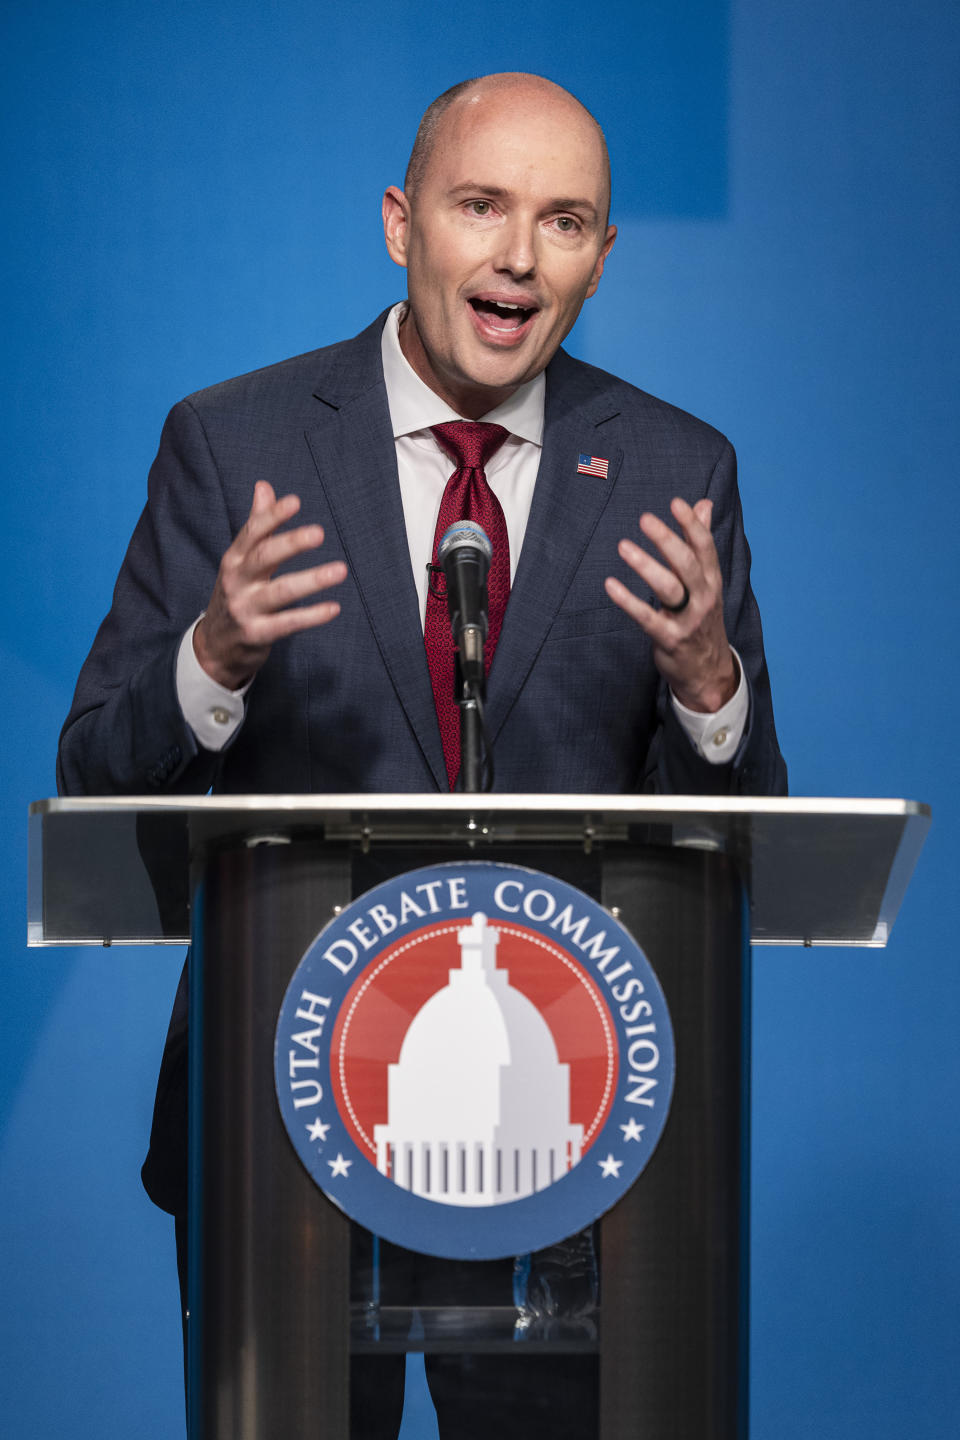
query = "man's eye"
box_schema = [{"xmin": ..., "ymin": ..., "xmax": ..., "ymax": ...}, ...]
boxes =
[
  {"xmin": 470, "ymin": 201, "xmax": 491, "ymax": 216},
  {"xmin": 555, "ymin": 215, "xmax": 578, "ymax": 232}
]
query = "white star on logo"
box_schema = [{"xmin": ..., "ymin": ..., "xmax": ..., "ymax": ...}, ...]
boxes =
[
  {"xmin": 619, "ymin": 1118, "xmax": 645, "ymax": 1142},
  {"xmin": 307, "ymin": 1118, "xmax": 330, "ymax": 1143},
  {"xmin": 328, "ymin": 1153, "xmax": 352, "ymax": 1178},
  {"xmin": 598, "ymin": 1153, "xmax": 623, "ymax": 1178}
]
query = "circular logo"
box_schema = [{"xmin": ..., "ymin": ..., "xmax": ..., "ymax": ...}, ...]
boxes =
[{"xmin": 275, "ymin": 862, "xmax": 674, "ymax": 1258}]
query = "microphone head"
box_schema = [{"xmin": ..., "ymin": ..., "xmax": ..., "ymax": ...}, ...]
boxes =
[{"xmin": 438, "ymin": 520, "xmax": 492, "ymax": 565}]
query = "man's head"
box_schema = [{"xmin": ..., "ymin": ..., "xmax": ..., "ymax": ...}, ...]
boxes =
[{"xmin": 383, "ymin": 73, "xmax": 616, "ymax": 419}]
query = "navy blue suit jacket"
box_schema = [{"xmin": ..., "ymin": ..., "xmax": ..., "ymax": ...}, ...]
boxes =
[
  {"xmin": 58, "ymin": 310, "xmax": 785, "ymax": 801},
  {"xmin": 58, "ymin": 311, "xmax": 785, "ymax": 1213}
]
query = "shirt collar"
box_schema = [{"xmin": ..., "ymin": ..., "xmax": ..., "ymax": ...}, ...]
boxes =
[{"xmin": 380, "ymin": 302, "xmax": 545, "ymax": 446}]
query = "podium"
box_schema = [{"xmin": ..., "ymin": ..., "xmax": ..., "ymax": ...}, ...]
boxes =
[{"xmin": 28, "ymin": 795, "xmax": 929, "ymax": 1440}]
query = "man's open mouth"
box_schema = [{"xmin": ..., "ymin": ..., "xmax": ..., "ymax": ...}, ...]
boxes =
[{"xmin": 469, "ymin": 298, "xmax": 538, "ymax": 332}]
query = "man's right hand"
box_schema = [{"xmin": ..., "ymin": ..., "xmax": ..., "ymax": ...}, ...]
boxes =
[{"xmin": 194, "ymin": 481, "xmax": 347, "ymax": 690}]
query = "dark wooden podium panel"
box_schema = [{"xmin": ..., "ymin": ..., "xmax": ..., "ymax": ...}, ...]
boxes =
[{"xmin": 189, "ymin": 834, "xmax": 745, "ymax": 1440}]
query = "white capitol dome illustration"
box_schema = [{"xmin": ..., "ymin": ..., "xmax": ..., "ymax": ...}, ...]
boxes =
[{"xmin": 374, "ymin": 912, "xmax": 584, "ymax": 1206}]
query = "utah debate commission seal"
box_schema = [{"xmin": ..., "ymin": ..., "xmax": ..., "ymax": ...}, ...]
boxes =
[{"xmin": 275, "ymin": 861, "xmax": 674, "ymax": 1258}]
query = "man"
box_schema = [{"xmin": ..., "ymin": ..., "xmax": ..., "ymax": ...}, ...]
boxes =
[{"xmin": 58, "ymin": 72, "xmax": 785, "ymax": 1438}]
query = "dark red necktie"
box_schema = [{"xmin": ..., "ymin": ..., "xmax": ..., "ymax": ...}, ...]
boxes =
[{"xmin": 424, "ymin": 421, "xmax": 510, "ymax": 789}]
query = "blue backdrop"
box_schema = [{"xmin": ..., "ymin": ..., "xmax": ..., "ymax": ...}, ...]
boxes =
[{"xmin": 2, "ymin": 2, "xmax": 957, "ymax": 1436}]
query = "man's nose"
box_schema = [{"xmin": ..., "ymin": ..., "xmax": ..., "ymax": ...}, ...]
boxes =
[{"xmin": 492, "ymin": 218, "xmax": 537, "ymax": 278}]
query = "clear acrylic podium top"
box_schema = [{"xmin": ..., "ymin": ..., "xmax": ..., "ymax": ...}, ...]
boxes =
[{"xmin": 28, "ymin": 794, "xmax": 930, "ymax": 950}]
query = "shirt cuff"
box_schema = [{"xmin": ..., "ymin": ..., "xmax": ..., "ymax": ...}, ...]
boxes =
[
  {"xmin": 176, "ymin": 617, "xmax": 250, "ymax": 752},
  {"xmin": 669, "ymin": 648, "xmax": 748, "ymax": 764}
]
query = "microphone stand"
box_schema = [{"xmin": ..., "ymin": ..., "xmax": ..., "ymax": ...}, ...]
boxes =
[
  {"xmin": 456, "ymin": 654, "xmax": 484, "ymax": 793},
  {"xmin": 428, "ymin": 539, "xmax": 494, "ymax": 793}
]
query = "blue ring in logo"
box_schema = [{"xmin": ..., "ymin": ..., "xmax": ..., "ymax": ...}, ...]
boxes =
[{"xmin": 275, "ymin": 861, "xmax": 674, "ymax": 1258}]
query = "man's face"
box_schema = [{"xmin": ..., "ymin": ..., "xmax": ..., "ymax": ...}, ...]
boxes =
[{"xmin": 383, "ymin": 84, "xmax": 616, "ymax": 418}]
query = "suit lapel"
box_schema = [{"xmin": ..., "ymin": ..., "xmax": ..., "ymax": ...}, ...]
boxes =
[
  {"xmin": 305, "ymin": 318, "xmax": 447, "ymax": 789},
  {"xmin": 486, "ymin": 351, "xmax": 622, "ymax": 746},
  {"xmin": 303, "ymin": 327, "xmax": 623, "ymax": 787}
]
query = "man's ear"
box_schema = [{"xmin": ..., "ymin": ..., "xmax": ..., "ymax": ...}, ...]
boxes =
[
  {"xmin": 585, "ymin": 224, "xmax": 617, "ymax": 299},
  {"xmin": 383, "ymin": 186, "xmax": 411, "ymax": 268}
]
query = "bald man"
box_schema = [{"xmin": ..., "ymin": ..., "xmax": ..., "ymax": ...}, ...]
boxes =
[{"xmin": 59, "ymin": 73, "xmax": 785, "ymax": 1439}]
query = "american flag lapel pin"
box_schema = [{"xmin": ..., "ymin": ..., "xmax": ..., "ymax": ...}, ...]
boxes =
[{"xmin": 577, "ymin": 453, "xmax": 609, "ymax": 478}]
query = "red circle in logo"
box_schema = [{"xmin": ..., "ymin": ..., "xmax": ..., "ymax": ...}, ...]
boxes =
[{"xmin": 330, "ymin": 919, "xmax": 618, "ymax": 1165}]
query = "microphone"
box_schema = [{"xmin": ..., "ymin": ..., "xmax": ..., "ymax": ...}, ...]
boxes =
[{"xmin": 438, "ymin": 520, "xmax": 492, "ymax": 688}]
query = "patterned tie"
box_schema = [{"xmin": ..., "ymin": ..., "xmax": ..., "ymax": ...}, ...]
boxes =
[{"xmin": 424, "ymin": 421, "xmax": 510, "ymax": 789}]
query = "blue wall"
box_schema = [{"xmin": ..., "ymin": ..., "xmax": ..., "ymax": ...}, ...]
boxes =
[{"xmin": 2, "ymin": 3, "xmax": 957, "ymax": 1436}]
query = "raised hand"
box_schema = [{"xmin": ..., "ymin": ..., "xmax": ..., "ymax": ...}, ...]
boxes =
[
  {"xmin": 604, "ymin": 497, "xmax": 738, "ymax": 713},
  {"xmin": 194, "ymin": 481, "xmax": 347, "ymax": 690}
]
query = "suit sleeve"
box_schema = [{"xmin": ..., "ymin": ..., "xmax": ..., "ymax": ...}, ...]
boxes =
[
  {"xmin": 57, "ymin": 400, "xmax": 238, "ymax": 797},
  {"xmin": 639, "ymin": 440, "xmax": 787, "ymax": 797}
]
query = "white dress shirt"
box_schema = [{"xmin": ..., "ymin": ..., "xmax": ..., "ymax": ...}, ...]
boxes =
[{"xmin": 177, "ymin": 303, "xmax": 747, "ymax": 763}]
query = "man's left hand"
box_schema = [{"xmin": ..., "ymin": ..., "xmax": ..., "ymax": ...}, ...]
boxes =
[{"xmin": 604, "ymin": 497, "xmax": 738, "ymax": 713}]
